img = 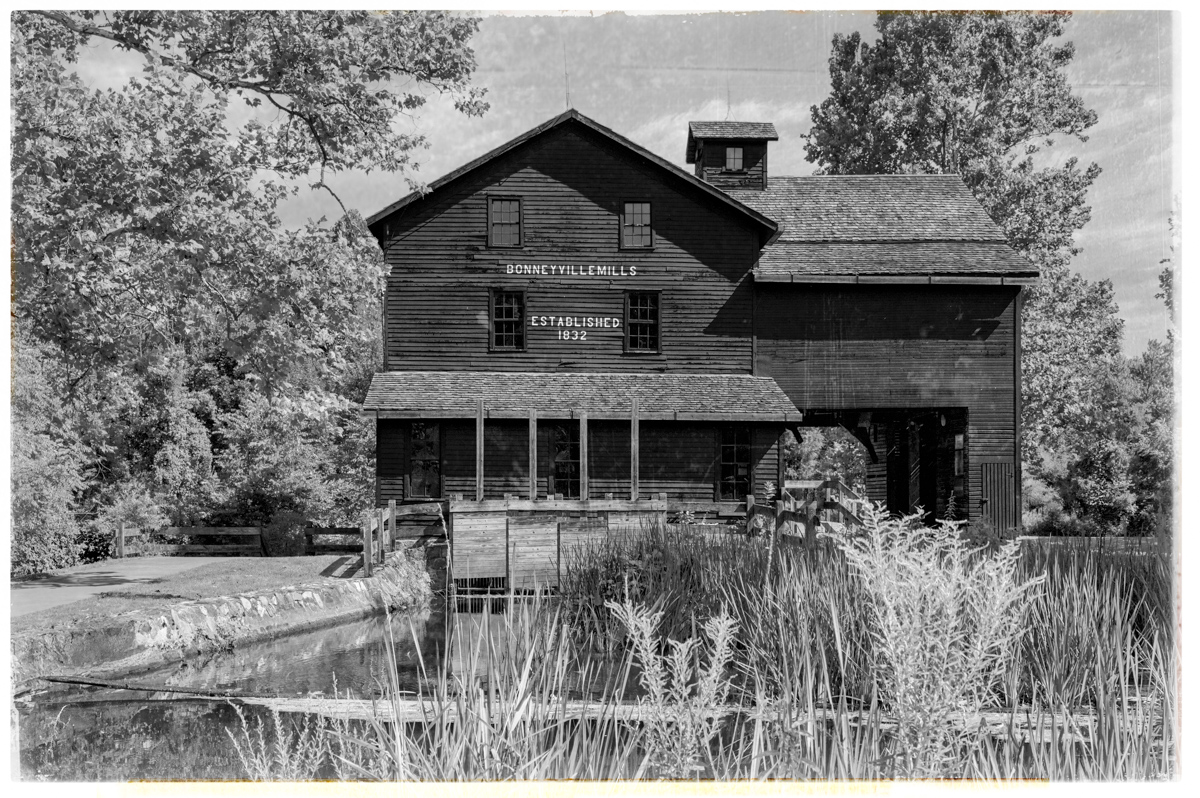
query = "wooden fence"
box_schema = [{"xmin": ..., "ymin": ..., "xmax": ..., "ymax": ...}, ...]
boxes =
[
  {"xmin": 305, "ymin": 500, "xmax": 447, "ymax": 577},
  {"xmin": 115, "ymin": 525, "xmax": 263, "ymax": 557},
  {"xmin": 1016, "ymin": 535, "xmax": 1168, "ymax": 555},
  {"xmin": 445, "ymin": 484, "xmax": 868, "ymax": 593}
]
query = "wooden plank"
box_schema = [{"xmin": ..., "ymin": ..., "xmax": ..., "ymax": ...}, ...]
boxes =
[
  {"xmin": 529, "ymin": 408, "xmax": 538, "ymax": 500},
  {"xmin": 162, "ymin": 527, "xmax": 262, "ymax": 537},
  {"xmin": 117, "ymin": 523, "xmax": 125, "ymax": 559},
  {"xmin": 631, "ymin": 398, "xmax": 639, "ymax": 501},
  {"xmin": 450, "ymin": 498, "xmax": 667, "ymax": 513},
  {"xmin": 508, "ymin": 514, "xmax": 559, "ymax": 589},
  {"xmin": 378, "ymin": 508, "xmax": 387, "ymax": 563},
  {"xmin": 393, "ymin": 503, "xmax": 443, "ymax": 518},
  {"xmin": 1014, "ymin": 286, "xmax": 1024, "ymax": 532},
  {"xmin": 362, "ymin": 514, "xmax": 373, "ymax": 578},
  {"xmin": 308, "ymin": 527, "xmax": 362, "ymax": 537},
  {"xmin": 451, "ymin": 510, "xmax": 507, "ymax": 580},
  {"xmin": 475, "ymin": 399, "xmax": 485, "ymax": 502},
  {"xmin": 149, "ymin": 545, "xmax": 261, "ymax": 555},
  {"xmin": 579, "ymin": 411, "xmax": 589, "ymax": 500}
]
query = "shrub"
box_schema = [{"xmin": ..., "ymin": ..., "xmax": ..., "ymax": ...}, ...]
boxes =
[
  {"xmin": 93, "ymin": 480, "xmax": 171, "ymax": 557},
  {"xmin": 823, "ymin": 504, "xmax": 1044, "ymax": 777},
  {"xmin": 10, "ymin": 413, "xmax": 87, "ymax": 577},
  {"xmin": 260, "ymin": 510, "xmax": 310, "ymax": 556},
  {"xmin": 607, "ymin": 596, "xmax": 737, "ymax": 779}
]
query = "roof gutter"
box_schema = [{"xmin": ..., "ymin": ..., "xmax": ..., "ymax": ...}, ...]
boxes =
[{"xmin": 752, "ymin": 273, "xmax": 1040, "ymax": 286}]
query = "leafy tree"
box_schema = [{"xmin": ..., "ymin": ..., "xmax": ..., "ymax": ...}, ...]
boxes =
[
  {"xmin": 1125, "ymin": 212, "xmax": 1177, "ymax": 535},
  {"xmin": 781, "ymin": 428, "xmax": 868, "ymax": 497},
  {"xmin": 806, "ymin": 11, "xmax": 1099, "ymax": 273},
  {"xmin": 10, "ymin": 11, "xmax": 487, "ymax": 572},
  {"xmin": 806, "ymin": 11, "xmax": 1141, "ymax": 531},
  {"xmin": 13, "ymin": 10, "xmax": 484, "ymax": 389},
  {"xmin": 10, "ymin": 339, "xmax": 91, "ymax": 576}
]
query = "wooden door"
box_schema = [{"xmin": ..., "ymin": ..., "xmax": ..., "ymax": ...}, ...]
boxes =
[{"xmin": 979, "ymin": 460, "xmax": 1016, "ymax": 533}]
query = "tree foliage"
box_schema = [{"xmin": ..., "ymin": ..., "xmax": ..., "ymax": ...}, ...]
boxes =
[
  {"xmin": 806, "ymin": 11, "xmax": 1166, "ymax": 533},
  {"xmin": 806, "ymin": 11, "xmax": 1100, "ymax": 273},
  {"xmin": 10, "ymin": 11, "xmax": 487, "ymax": 573}
]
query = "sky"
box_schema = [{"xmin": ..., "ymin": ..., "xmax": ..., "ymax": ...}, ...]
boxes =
[{"xmin": 65, "ymin": 10, "xmax": 1177, "ymax": 357}]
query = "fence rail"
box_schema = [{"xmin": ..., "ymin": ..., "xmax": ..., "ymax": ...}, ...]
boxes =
[
  {"xmin": 115, "ymin": 525, "xmax": 263, "ymax": 557},
  {"xmin": 1016, "ymin": 535, "xmax": 1167, "ymax": 554},
  {"xmin": 305, "ymin": 501, "xmax": 448, "ymax": 576}
]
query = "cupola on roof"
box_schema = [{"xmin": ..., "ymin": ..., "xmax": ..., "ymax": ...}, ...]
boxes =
[{"xmin": 686, "ymin": 121, "xmax": 779, "ymax": 163}]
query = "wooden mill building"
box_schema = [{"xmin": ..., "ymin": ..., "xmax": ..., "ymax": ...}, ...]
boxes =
[{"xmin": 362, "ymin": 110, "xmax": 1035, "ymax": 583}]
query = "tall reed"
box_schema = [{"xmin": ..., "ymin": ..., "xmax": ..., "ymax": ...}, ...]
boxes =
[{"xmin": 226, "ymin": 513, "xmax": 1176, "ymax": 781}]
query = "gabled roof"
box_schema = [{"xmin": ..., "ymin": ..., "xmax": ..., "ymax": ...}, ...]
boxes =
[
  {"xmin": 366, "ymin": 109, "xmax": 778, "ymax": 245},
  {"xmin": 686, "ymin": 121, "xmax": 778, "ymax": 163},
  {"xmin": 363, "ymin": 371, "xmax": 802, "ymax": 422},
  {"xmin": 725, "ymin": 175, "xmax": 1036, "ymax": 282}
]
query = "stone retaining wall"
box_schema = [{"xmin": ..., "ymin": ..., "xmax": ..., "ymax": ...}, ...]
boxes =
[{"xmin": 12, "ymin": 549, "xmax": 432, "ymax": 688}]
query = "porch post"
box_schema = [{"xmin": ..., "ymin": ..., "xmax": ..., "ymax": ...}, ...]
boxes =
[
  {"xmin": 476, "ymin": 399, "xmax": 485, "ymax": 502},
  {"xmin": 528, "ymin": 408, "xmax": 538, "ymax": 500},
  {"xmin": 630, "ymin": 398, "xmax": 639, "ymax": 501},
  {"xmin": 579, "ymin": 411, "xmax": 589, "ymax": 500}
]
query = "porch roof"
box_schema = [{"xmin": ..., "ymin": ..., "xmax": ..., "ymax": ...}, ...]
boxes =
[{"xmin": 363, "ymin": 371, "xmax": 802, "ymax": 422}]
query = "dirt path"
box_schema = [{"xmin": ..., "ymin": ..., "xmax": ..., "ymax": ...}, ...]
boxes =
[{"xmin": 10, "ymin": 557, "xmax": 230, "ymax": 617}]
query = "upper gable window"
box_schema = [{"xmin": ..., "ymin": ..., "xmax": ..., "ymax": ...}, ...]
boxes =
[
  {"xmin": 621, "ymin": 202, "xmax": 652, "ymax": 249},
  {"xmin": 489, "ymin": 197, "xmax": 522, "ymax": 247},
  {"xmin": 725, "ymin": 146, "xmax": 744, "ymax": 171}
]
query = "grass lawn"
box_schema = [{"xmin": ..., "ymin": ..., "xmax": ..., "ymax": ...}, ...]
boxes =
[{"xmin": 12, "ymin": 555, "xmax": 364, "ymax": 634}]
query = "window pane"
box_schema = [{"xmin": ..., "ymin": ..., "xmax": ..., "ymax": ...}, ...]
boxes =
[
  {"xmin": 490, "ymin": 198, "xmax": 520, "ymax": 246},
  {"xmin": 409, "ymin": 423, "xmax": 440, "ymax": 498},
  {"xmin": 622, "ymin": 202, "xmax": 652, "ymax": 248},
  {"xmin": 550, "ymin": 423, "xmax": 580, "ymax": 498},
  {"xmin": 626, "ymin": 292, "xmax": 659, "ymax": 352},
  {"xmin": 492, "ymin": 291, "xmax": 525, "ymax": 349},
  {"xmin": 719, "ymin": 426, "xmax": 751, "ymax": 501},
  {"xmin": 725, "ymin": 147, "xmax": 743, "ymax": 171}
]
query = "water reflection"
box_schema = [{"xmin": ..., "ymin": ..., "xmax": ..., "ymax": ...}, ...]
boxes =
[
  {"xmin": 17, "ymin": 598, "xmax": 635, "ymax": 781},
  {"xmin": 141, "ymin": 605, "xmax": 448, "ymax": 699}
]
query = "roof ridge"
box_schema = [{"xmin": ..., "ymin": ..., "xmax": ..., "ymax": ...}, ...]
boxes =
[
  {"xmin": 367, "ymin": 109, "xmax": 778, "ymax": 243},
  {"xmin": 372, "ymin": 370, "xmax": 778, "ymax": 378},
  {"xmin": 769, "ymin": 238, "xmax": 1009, "ymax": 244},
  {"xmin": 762, "ymin": 174, "xmax": 969, "ymax": 181}
]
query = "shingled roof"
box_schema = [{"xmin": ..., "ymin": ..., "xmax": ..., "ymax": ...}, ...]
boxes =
[
  {"xmin": 364, "ymin": 371, "xmax": 802, "ymax": 422},
  {"xmin": 686, "ymin": 121, "xmax": 779, "ymax": 163},
  {"xmin": 753, "ymin": 242, "xmax": 1036, "ymax": 281},
  {"xmin": 725, "ymin": 176, "xmax": 1037, "ymax": 282}
]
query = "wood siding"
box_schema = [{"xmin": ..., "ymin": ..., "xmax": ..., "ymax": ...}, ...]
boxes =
[
  {"xmin": 694, "ymin": 140, "xmax": 768, "ymax": 191},
  {"xmin": 377, "ymin": 125, "xmax": 759, "ymax": 374},
  {"xmin": 451, "ymin": 511, "xmax": 507, "ymax": 580},
  {"xmin": 761, "ymin": 284, "xmax": 1015, "ymax": 523},
  {"xmin": 752, "ymin": 426, "xmax": 784, "ymax": 495},
  {"xmin": 508, "ymin": 515, "xmax": 558, "ymax": 589},
  {"xmin": 377, "ymin": 420, "xmax": 406, "ymax": 506}
]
